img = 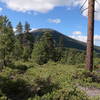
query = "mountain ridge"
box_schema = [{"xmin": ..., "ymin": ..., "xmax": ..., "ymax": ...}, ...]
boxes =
[{"xmin": 30, "ymin": 28, "xmax": 100, "ymax": 53}]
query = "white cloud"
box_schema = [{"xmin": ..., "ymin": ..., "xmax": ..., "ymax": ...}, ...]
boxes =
[
  {"xmin": 48, "ymin": 18, "xmax": 61, "ymax": 24},
  {"xmin": 70, "ymin": 34, "xmax": 100, "ymax": 46},
  {"xmin": 71, "ymin": 35, "xmax": 87, "ymax": 42},
  {"xmin": 1, "ymin": 0, "xmax": 100, "ymax": 20},
  {"xmin": 72, "ymin": 31, "xmax": 82, "ymax": 35},
  {"xmin": 0, "ymin": 0, "xmax": 74, "ymax": 13},
  {"xmin": 0, "ymin": 0, "xmax": 84, "ymax": 13}
]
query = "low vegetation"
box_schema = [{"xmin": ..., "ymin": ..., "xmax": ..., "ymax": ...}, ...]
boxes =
[{"xmin": 0, "ymin": 62, "xmax": 100, "ymax": 100}]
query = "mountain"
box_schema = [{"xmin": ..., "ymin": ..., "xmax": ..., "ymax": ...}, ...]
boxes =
[{"xmin": 30, "ymin": 28, "xmax": 100, "ymax": 53}]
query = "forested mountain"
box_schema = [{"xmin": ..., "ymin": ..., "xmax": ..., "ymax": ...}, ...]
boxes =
[{"xmin": 30, "ymin": 28, "xmax": 100, "ymax": 53}]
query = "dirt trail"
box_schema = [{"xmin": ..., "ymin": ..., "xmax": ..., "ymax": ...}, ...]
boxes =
[{"xmin": 78, "ymin": 86, "xmax": 100, "ymax": 97}]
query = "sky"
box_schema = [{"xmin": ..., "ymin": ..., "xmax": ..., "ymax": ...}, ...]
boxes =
[{"xmin": 0, "ymin": 0, "xmax": 100, "ymax": 46}]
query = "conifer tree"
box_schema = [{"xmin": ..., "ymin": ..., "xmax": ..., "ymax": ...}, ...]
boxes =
[
  {"xmin": 16, "ymin": 22, "xmax": 33, "ymax": 61},
  {"xmin": 16, "ymin": 22, "xmax": 23, "ymax": 34},
  {"xmin": 13, "ymin": 38, "xmax": 23, "ymax": 60},
  {"xmin": 24, "ymin": 22, "xmax": 30, "ymax": 33},
  {"xmin": 0, "ymin": 16, "xmax": 15, "ymax": 67},
  {"xmin": 32, "ymin": 32, "xmax": 55, "ymax": 65},
  {"xmin": 22, "ymin": 22, "xmax": 33, "ymax": 61},
  {"xmin": 55, "ymin": 35, "xmax": 64, "ymax": 61}
]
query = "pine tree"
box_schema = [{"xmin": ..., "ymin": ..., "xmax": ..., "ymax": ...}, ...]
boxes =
[
  {"xmin": 16, "ymin": 22, "xmax": 23, "ymax": 34},
  {"xmin": 16, "ymin": 22, "xmax": 34, "ymax": 61},
  {"xmin": 24, "ymin": 22, "xmax": 30, "ymax": 33},
  {"xmin": 22, "ymin": 46, "xmax": 31, "ymax": 61},
  {"xmin": 0, "ymin": 16, "xmax": 15, "ymax": 67},
  {"xmin": 13, "ymin": 38, "xmax": 23, "ymax": 60},
  {"xmin": 55, "ymin": 35, "xmax": 64, "ymax": 61},
  {"xmin": 23, "ymin": 23, "xmax": 34, "ymax": 61},
  {"xmin": 32, "ymin": 32, "xmax": 56, "ymax": 65}
]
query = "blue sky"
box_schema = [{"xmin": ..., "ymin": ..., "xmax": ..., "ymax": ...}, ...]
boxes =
[{"xmin": 0, "ymin": 0, "xmax": 100, "ymax": 46}]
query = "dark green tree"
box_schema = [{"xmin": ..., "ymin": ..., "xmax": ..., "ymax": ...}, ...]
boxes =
[
  {"xmin": 16, "ymin": 22, "xmax": 23, "ymax": 34},
  {"xmin": 16, "ymin": 22, "xmax": 34, "ymax": 61},
  {"xmin": 22, "ymin": 46, "xmax": 32, "ymax": 61},
  {"xmin": 24, "ymin": 22, "xmax": 30, "ymax": 33},
  {"xmin": 60, "ymin": 48, "xmax": 85, "ymax": 65},
  {"xmin": 13, "ymin": 38, "xmax": 23, "ymax": 60},
  {"xmin": 55, "ymin": 35, "xmax": 65, "ymax": 61},
  {"xmin": 22, "ymin": 32, "xmax": 34, "ymax": 61},
  {"xmin": 32, "ymin": 32, "xmax": 56, "ymax": 65},
  {"xmin": 15, "ymin": 33, "xmax": 34, "ymax": 61},
  {"xmin": 0, "ymin": 16, "xmax": 15, "ymax": 67}
]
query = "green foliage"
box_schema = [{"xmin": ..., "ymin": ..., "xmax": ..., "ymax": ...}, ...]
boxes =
[
  {"xmin": 94, "ymin": 58, "xmax": 100, "ymax": 68},
  {"xmin": 60, "ymin": 49, "xmax": 85, "ymax": 65},
  {"xmin": 73, "ymin": 69, "xmax": 100, "ymax": 88},
  {"xmin": 30, "ymin": 76, "xmax": 59, "ymax": 97},
  {"xmin": 29, "ymin": 87, "xmax": 88, "ymax": 100},
  {"xmin": 0, "ymin": 78, "xmax": 32, "ymax": 100},
  {"xmin": 16, "ymin": 22, "xmax": 23, "ymax": 34},
  {"xmin": 0, "ymin": 62, "xmax": 100, "ymax": 100},
  {"xmin": 22, "ymin": 33, "xmax": 34, "ymax": 61},
  {"xmin": 25, "ymin": 22, "xmax": 30, "ymax": 33},
  {"xmin": 13, "ymin": 38, "xmax": 23, "ymax": 60},
  {"xmin": 0, "ymin": 16, "xmax": 15, "ymax": 67},
  {"xmin": 90, "ymin": 96, "xmax": 100, "ymax": 100},
  {"xmin": 0, "ymin": 16, "xmax": 100, "ymax": 100},
  {"xmin": 15, "ymin": 27, "xmax": 34, "ymax": 61},
  {"xmin": 22, "ymin": 47, "xmax": 32, "ymax": 61},
  {"xmin": 32, "ymin": 32, "xmax": 56, "ymax": 65},
  {"xmin": 30, "ymin": 28, "xmax": 100, "ymax": 53}
]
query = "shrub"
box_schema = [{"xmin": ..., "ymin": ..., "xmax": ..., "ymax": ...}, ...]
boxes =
[
  {"xmin": 31, "ymin": 76, "xmax": 59, "ymax": 96},
  {"xmin": 29, "ymin": 87, "xmax": 89, "ymax": 100},
  {"xmin": 32, "ymin": 32, "xmax": 56, "ymax": 65},
  {"xmin": 60, "ymin": 49, "xmax": 85, "ymax": 65},
  {"xmin": 73, "ymin": 69, "xmax": 100, "ymax": 88}
]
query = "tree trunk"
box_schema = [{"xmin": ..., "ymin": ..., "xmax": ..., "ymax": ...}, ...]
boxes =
[{"xmin": 86, "ymin": 0, "xmax": 95, "ymax": 72}]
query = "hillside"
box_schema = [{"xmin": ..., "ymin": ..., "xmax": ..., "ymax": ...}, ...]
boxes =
[{"xmin": 30, "ymin": 28, "xmax": 100, "ymax": 52}]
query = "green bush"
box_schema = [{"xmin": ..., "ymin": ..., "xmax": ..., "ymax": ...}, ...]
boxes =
[
  {"xmin": 32, "ymin": 32, "xmax": 56, "ymax": 65},
  {"xmin": 0, "ymin": 79, "xmax": 32, "ymax": 100},
  {"xmin": 73, "ymin": 69, "xmax": 100, "ymax": 88},
  {"xmin": 29, "ymin": 87, "xmax": 89, "ymax": 100},
  {"xmin": 31, "ymin": 76, "xmax": 59, "ymax": 96},
  {"xmin": 60, "ymin": 49, "xmax": 85, "ymax": 65}
]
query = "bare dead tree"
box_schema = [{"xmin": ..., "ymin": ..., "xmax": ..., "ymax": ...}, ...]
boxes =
[{"xmin": 86, "ymin": 0, "xmax": 95, "ymax": 72}]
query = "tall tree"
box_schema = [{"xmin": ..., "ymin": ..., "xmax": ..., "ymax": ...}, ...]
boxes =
[
  {"xmin": 22, "ymin": 26, "xmax": 34, "ymax": 61},
  {"xmin": 13, "ymin": 38, "xmax": 23, "ymax": 60},
  {"xmin": 86, "ymin": 0, "xmax": 95, "ymax": 72},
  {"xmin": 32, "ymin": 32, "xmax": 55, "ymax": 65},
  {"xmin": 16, "ymin": 22, "xmax": 34, "ymax": 61},
  {"xmin": 0, "ymin": 16, "xmax": 15, "ymax": 67},
  {"xmin": 24, "ymin": 22, "xmax": 30, "ymax": 33},
  {"xmin": 16, "ymin": 22, "xmax": 23, "ymax": 34}
]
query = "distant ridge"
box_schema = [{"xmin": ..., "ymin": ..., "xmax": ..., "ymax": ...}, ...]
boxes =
[{"xmin": 30, "ymin": 28, "xmax": 100, "ymax": 52}]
